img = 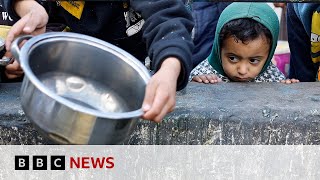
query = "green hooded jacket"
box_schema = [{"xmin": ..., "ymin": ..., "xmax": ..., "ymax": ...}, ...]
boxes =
[{"xmin": 207, "ymin": 2, "xmax": 279, "ymax": 76}]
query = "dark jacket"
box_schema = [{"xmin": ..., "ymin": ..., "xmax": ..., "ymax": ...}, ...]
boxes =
[
  {"xmin": 0, "ymin": 2, "xmax": 14, "ymax": 26},
  {"xmin": 191, "ymin": 2, "xmax": 230, "ymax": 68},
  {"xmin": 287, "ymin": 3, "xmax": 320, "ymax": 81},
  {"xmin": 4, "ymin": 0, "xmax": 194, "ymax": 90},
  {"xmin": 0, "ymin": 1, "xmax": 16, "ymax": 82}
]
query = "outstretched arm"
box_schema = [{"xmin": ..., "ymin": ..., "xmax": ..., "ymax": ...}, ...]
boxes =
[
  {"xmin": 142, "ymin": 57, "xmax": 180, "ymax": 122},
  {"xmin": 5, "ymin": 0, "xmax": 48, "ymax": 51},
  {"xmin": 131, "ymin": 0, "xmax": 194, "ymax": 122},
  {"xmin": 131, "ymin": 0, "xmax": 194, "ymax": 90}
]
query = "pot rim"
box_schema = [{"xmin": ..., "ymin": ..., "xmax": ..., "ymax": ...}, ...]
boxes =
[{"xmin": 18, "ymin": 32, "xmax": 150, "ymax": 119}]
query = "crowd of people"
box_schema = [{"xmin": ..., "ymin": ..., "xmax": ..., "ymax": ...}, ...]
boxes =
[{"xmin": 0, "ymin": 1, "xmax": 318, "ymax": 122}]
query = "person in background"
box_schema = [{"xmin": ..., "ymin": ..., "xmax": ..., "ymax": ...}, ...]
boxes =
[
  {"xmin": 4, "ymin": 0, "xmax": 194, "ymax": 123},
  {"xmin": 190, "ymin": 2, "xmax": 299, "ymax": 84},
  {"xmin": 190, "ymin": 2, "xmax": 231, "ymax": 68},
  {"xmin": 286, "ymin": 3, "xmax": 320, "ymax": 81},
  {"xmin": 0, "ymin": 0, "xmax": 68, "ymax": 82},
  {"xmin": 0, "ymin": 1, "xmax": 22, "ymax": 82},
  {"xmin": 273, "ymin": 3, "xmax": 288, "ymax": 41}
]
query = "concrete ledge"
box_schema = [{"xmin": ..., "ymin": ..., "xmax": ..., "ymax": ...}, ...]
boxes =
[
  {"xmin": 0, "ymin": 83, "xmax": 48, "ymax": 144},
  {"xmin": 1, "ymin": 82, "xmax": 320, "ymax": 145}
]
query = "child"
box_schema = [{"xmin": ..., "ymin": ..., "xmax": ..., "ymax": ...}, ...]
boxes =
[
  {"xmin": 190, "ymin": 2, "xmax": 299, "ymax": 84},
  {"xmin": 4, "ymin": 0, "xmax": 194, "ymax": 122}
]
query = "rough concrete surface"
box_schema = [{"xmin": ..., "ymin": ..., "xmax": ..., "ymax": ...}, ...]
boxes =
[
  {"xmin": 0, "ymin": 83, "xmax": 47, "ymax": 144},
  {"xmin": 0, "ymin": 82, "xmax": 319, "ymax": 145}
]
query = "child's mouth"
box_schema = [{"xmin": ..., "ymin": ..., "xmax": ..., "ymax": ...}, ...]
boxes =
[{"xmin": 234, "ymin": 77, "xmax": 251, "ymax": 82}]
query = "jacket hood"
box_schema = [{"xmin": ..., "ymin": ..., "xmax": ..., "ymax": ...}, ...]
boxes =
[{"xmin": 208, "ymin": 2, "xmax": 279, "ymax": 76}]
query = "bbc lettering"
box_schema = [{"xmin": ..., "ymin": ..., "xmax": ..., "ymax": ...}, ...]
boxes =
[
  {"xmin": 15, "ymin": 156, "xmax": 65, "ymax": 170},
  {"xmin": 15, "ymin": 156, "xmax": 114, "ymax": 170}
]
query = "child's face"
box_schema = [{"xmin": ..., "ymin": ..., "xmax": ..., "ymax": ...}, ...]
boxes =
[{"xmin": 220, "ymin": 35, "xmax": 270, "ymax": 82}]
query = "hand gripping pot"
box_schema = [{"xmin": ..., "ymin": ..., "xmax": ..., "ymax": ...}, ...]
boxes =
[{"xmin": 11, "ymin": 32, "xmax": 150, "ymax": 144}]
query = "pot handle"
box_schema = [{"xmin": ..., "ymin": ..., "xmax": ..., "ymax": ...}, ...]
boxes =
[
  {"xmin": 10, "ymin": 35, "xmax": 33, "ymax": 63},
  {"xmin": 0, "ymin": 37, "xmax": 13, "ymax": 66},
  {"xmin": 0, "ymin": 57, "xmax": 14, "ymax": 66}
]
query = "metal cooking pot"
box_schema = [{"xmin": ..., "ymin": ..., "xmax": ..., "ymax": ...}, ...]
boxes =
[
  {"xmin": 0, "ymin": 37, "xmax": 14, "ymax": 66},
  {"xmin": 11, "ymin": 32, "xmax": 150, "ymax": 144}
]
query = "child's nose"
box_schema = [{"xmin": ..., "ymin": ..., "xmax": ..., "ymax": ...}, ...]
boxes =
[{"xmin": 237, "ymin": 64, "xmax": 248, "ymax": 76}]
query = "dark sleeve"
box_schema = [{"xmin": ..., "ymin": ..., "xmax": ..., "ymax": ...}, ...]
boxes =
[
  {"xmin": 287, "ymin": 3, "xmax": 318, "ymax": 81},
  {"xmin": 2, "ymin": 0, "xmax": 20, "ymax": 21},
  {"xmin": 131, "ymin": 0, "xmax": 194, "ymax": 90}
]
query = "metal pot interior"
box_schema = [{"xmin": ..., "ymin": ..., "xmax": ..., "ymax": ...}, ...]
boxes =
[{"xmin": 24, "ymin": 36, "xmax": 148, "ymax": 117}]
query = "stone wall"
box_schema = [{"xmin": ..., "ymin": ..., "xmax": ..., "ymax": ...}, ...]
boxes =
[{"xmin": 1, "ymin": 82, "xmax": 319, "ymax": 145}]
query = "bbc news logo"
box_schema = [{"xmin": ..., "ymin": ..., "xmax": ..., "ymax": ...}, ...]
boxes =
[
  {"xmin": 15, "ymin": 156, "xmax": 114, "ymax": 170},
  {"xmin": 15, "ymin": 156, "xmax": 65, "ymax": 170}
]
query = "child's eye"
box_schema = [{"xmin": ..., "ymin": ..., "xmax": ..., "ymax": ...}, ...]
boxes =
[
  {"xmin": 249, "ymin": 59, "xmax": 260, "ymax": 64},
  {"xmin": 228, "ymin": 56, "xmax": 239, "ymax": 62}
]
